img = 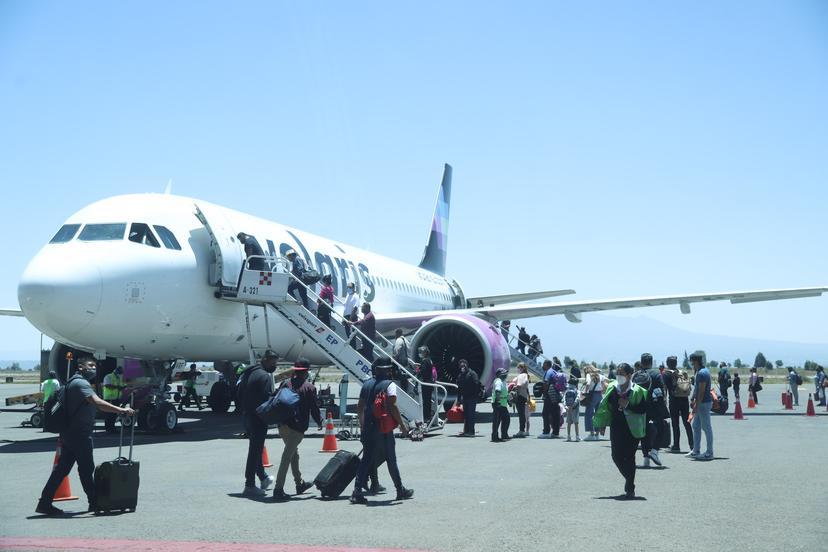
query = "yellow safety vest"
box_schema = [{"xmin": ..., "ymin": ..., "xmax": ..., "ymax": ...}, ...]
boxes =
[{"xmin": 102, "ymin": 373, "xmax": 123, "ymax": 400}]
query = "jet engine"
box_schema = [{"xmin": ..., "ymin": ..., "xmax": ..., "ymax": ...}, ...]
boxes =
[{"xmin": 409, "ymin": 314, "xmax": 511, "ymax": 395}]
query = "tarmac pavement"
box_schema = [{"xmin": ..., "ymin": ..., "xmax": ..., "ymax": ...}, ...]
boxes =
[{"xmin": 0, "ymin": 382, "xmax": 826, "ymax": 552}]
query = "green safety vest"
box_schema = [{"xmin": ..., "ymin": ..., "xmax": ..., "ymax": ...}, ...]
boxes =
[
  {"xmin": 491, "ymin": 379, "xmax": 508, "ymax": 407},
  {"xmin": 102, "ymin": 373, "xmax": 124, "ymax": 400},
  {"xmin": 41, "ymin": 379, "xmax": 60, "ymax": 403},
  {"xmin": 592, "ymin": 381, "xmax": 648, "ymax": 439}
]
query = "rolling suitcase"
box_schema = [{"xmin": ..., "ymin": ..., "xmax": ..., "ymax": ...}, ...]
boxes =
[
  {"xmin": 93, "ymin": 409, "xmax": 139, "ymax": 513},
  {"xmin": 314, "ymin": 450, "xmax": 360, "ymax": 498}
]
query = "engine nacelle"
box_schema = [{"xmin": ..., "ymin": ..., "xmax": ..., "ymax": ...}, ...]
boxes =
[{"xmin": 409, "ymin": 314, "xmax": 510, "ymax": 394}]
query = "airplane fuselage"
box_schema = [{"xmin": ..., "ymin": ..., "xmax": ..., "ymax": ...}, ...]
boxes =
[{"xmin": 18, "ymin": 194, "xmax": 457, "ymax": 363}]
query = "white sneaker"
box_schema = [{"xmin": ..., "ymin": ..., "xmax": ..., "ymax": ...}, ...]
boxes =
[
  {"xmin": 648, "ymin": 450, "xmax": 662, "ymax": 466},
  {"xmin": 685, "ymin": 451, "xmax": 699, "ymax": 458},
  {"xmin": 643, "ymin": 457, "xmax": 651, "ymax": 467},
  {"xmin": 260, "ymin": 474, "xmax": 275, "ymax": 491},
  {"xmin": 243, "ymin": 485, "xmax": 266, "ymax": 497},
  {"xmin": 537, "ymin": 433, "xmax": 551, "ymax": 439},
  {"xmin": 576, "ymin": 436, "xmax": 582, "ymax": 442}
]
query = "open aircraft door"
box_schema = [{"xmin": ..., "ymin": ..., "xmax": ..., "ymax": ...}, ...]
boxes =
[{"xmin": 194, "ymin": 203, "xmax": 244, "ymax": 289}]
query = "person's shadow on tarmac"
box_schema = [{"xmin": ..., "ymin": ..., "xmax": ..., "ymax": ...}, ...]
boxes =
[{"xmin": 595, "ymin": 495, "xmax": 647, "ymax": 501}]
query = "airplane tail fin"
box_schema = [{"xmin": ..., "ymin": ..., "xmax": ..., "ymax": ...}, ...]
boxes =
[{"xmin": 418, "ymin": 164, "xmax": 452, "ymax": 276}]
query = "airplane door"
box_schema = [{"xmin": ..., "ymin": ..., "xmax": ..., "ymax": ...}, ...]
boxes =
[{"xmin": 194, "ymin": 203, "xmax": 244, "ymax": 288}]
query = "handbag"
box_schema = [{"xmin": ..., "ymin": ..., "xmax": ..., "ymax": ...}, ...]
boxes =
[
  {"xmin": 528, "ymin": 397, "xmax": 537, "ymax": 412},
  {"xmin": 579, "ymin": 380, "xmax": 599, "ymax": 406}
]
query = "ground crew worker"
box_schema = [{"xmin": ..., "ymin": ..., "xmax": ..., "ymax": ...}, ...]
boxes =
[
  {"xmin": 179, "ymin": 363, "xmax": 202, "ymax": 411},
  {"xmin": 102, "ymin": 366, "xmax": 126, "ymax": 433},
  {"xmin": 36, "ymin": 357, "xmax": 134, "ymax": 516},
  {"xmin": 40, "ymin": 371, "xmax": 61, "ymax": 403},
  {"xmin": 490, "ymin": 368, "xmax": 510, "ymax": 442}
]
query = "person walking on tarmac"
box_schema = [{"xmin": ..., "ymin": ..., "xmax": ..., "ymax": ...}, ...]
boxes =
[
  {"xmin": 592, "ymin": 362, "xmax": 648, "ymax": 499},
  {"xmin": 415, "ymin": 346, "xmax": 436, "ymax": 424},
  {"xmin": 40, "ymin": 371, "xmax": 61, "ymax": 403},
  {"xmin": 350, "ymin": 357, "xmax": 413, "ymax": 504},
  {"xmin": 237, "ymin": 350, "xmax": 278, "ymax": 498},
  {"xmin": 36, "ymin": 357, "xmax": 135, "ymax": 516},
  {"xmin": 179, "ymin": 363, "xmax": 203, "ymax": 411},
  {"xmin": 456, "ymin": 358, "xmax": 480, "ymax": 436},
  {"xmin": 272, "ymin": 358, "xmax": 323, "ymax": 501},
  {"xmin": 634, "ymin": 353, "xmax": 666, "ymax": 467},
  {"xmin": 285, "ymin": 249, "xmax": 309, "ymax": 310},
  {"xmin": 102, "ymin": 366, "xmax": 126, "ymax": 433}
]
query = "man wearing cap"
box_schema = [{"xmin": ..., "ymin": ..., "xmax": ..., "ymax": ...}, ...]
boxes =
[
  {"xmin": 634, "ymin": 353, "xmax": 667, "ymax": 467},
  {"xmin": 285, "ymin": 249, "xmax": 309, "ymax": 310},
  {"xmin": 490, "ymin": 368, "xmax": 511, "ymax": 442},
  {"xmin": 688, "ymin": 352, "xmax": 714, "ymax": 459},
  {"xmin": 350, "ymin": 358, "xmax": 413, "ymax": 504},
  {"xmin": 237, "ymin": 350, "xmax": 278, "ymax": 497},
  {"xmin": 272, "ymin": 358, "xmax": 323, "ymax": 501}
]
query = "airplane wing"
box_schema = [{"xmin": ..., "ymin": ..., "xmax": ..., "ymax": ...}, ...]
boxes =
[
  {"xmin": 375, "ymin": 286, "xmax": 828, "ymax": 333},
  {"xmin": 465, "ymin": 289, "xmax": 575, "ymax": 308},
  {"xmin": 0, "ymin": 308, "xmax": 24, "ymax": 317}
]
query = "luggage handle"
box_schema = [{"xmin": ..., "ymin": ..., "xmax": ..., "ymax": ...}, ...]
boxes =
[{"xmin": 118, "ymin": 393, "xmax": 136, "ymax": 462}]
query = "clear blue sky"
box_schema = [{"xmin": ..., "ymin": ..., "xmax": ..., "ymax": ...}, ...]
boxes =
[{"xmin": 1, "ymin": 1, "xmax": 826, "ymax": 359}]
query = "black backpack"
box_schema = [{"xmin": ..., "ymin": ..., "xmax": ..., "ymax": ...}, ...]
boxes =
[{"xmin": 43, "ymin": 383, "xmax": 77, "ymax": 434}]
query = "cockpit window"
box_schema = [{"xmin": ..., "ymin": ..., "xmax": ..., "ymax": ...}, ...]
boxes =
[
  {"xmin": 49, "ymin": 224, "xmax": 81, "ymax": 243},
  {"xmin": 78, "ymin": 223, "xmax": 126, "ymax": 241},
  {"xmin": 153, "ymin": 225, "xmax": 182, "ymax": 250},
  {"xmin": 128, "ymin": 223, "xmax": 160, "ymax": 248}
]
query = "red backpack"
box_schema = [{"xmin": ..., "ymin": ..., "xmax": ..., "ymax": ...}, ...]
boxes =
[{"xmin": 371, "ymin": 381, "xmax": 398, "ymax": 434}]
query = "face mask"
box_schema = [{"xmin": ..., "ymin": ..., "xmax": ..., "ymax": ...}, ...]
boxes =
[
  {"xmin": 83, "ymin": 369, "xmax": 97, "ymax": 381},
  {"xmin": 616, "ymin": 375, "xmax": 627, "ymax": 386}
]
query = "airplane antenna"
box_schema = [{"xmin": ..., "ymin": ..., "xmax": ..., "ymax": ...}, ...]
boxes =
[{"xmin": 164, "ymin": 179, "xmax": 173, "ymax": 195}]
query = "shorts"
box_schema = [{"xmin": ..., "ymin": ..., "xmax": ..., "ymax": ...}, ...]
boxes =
[{"xmin": 565, "ymin": 406, "xmax": 579, "ymax": 424}]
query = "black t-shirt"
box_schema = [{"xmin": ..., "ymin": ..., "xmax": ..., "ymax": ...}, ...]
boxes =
[
  {"xmin": 418, "ymin": 358, "xmax": 435, "ymax": 383},
  {"xmin": 238, "ymin": 366, "xmax": 274, "ymax": 415},
  {"xmin": 457, "ymin": 369, "xmax": 481, "ymax": 398}
]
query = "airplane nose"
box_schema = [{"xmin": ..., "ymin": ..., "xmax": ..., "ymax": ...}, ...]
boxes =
[{"xmin": 18, "ymin": 248, "xmax": 103, "ymax": 341}]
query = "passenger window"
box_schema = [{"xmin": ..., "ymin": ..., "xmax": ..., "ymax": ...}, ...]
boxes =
[
  {"xmin": 153, "ymin": 225, "xmax": 182, "ymax": 250},
  {"xmin": 128, "ymin": 223, "xmax": 160, "ymax": 248},
  {"xmin": 78, "ymin": 223, "xmax": 126, "ymax": 241},
  {"xmin": 49, "ymin": 224, "xmax": 81, "ymax": 243}
]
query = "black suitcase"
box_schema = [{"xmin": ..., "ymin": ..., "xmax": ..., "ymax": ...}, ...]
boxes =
[
  {"xmin": 314, "ymin": 450, "xmax": 360, "ymax": 498},
  {"xmin": 93, "ymin": 408, "xmax": 139, "ymax": 513}
]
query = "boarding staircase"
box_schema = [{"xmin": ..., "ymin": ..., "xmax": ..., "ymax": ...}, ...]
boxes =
[
  {"xmin": 218, "ymin": 256, "xmax": 450, "ymax": 433},
  {"xmin": 501, "ymin": 327, "xmax": 581, "ymax": 382}
]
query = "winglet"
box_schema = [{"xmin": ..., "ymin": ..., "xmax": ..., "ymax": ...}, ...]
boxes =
[
  {"xmin": 418, "ymin": 164, "xmax": 452, "ymax": 276},
  {"xmin": 164, "ymin": 179, "xmax": 173, "ymax": 195}
]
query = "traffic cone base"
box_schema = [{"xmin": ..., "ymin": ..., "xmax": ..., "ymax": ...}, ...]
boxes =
[
  {"xmin": 319, "ymin": 412, "xmax": 338, "ymax": 453},
  {"xmin": 51, "ymin": 439, "xmax": 78, "ymax": 502},
  {"xmin": 747, "ymin": 394, "xmax": 756, "ymax": 409},
  {"xmin": 805, "ymin": 394, "xmax": 815, "ymax": 417},
  {"xmin": 262, "ymin": 445, "xmax": 273, "ymax": 468},
  {"xmin": 732, "ymin": 398, "xmax": 745, "ymax": 420}
]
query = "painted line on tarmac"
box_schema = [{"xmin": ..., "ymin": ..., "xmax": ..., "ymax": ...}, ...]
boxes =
[{"xmin": 0, "ymin": 538, "xmax": 433, "ymax": 552}]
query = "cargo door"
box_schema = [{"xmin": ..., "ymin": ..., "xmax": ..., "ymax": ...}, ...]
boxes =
[{"xmin": 194, "ymin": 203, "xmax": 244, "ymax": 288}]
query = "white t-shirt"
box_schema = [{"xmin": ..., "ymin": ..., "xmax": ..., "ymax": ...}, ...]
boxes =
[
  {"xmin": 386, "ymin": 382, "xmax": 397, "ymax": 397},
  {"xmin": 515, "ymin": 373, "xmax": 530, "ymax": 399}
]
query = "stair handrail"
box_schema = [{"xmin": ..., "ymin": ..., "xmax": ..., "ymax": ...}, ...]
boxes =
[{"xmin": 254, "ymin": 261, "xmax": 449, "ymax": 430}]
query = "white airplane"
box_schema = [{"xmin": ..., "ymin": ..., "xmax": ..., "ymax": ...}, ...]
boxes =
[{"xmin": 6, "ymin": 164, "xmax": 828, "ymax": 404}]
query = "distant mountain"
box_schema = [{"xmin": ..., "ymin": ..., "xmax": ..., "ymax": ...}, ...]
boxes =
[{"xmin": 517, "ymin": 314, "xmax": 828, "ymax": 366}]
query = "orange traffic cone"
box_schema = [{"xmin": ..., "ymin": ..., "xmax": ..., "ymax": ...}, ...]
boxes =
[
  {"xmin": 805, "ymin": 394, "xmax": 816, "ymax": 417},
  {"xmin": 785, "ymin": 392, "xmax": 794, "ymax": 410},
  {"xmin": 319, "ymin": 412, "xmax": 338, "ymax": 453},
  {"xmin": 781, "ymin": 392, "xmax": 786, "ymax": 406},
  {"xmin": 747, "ymin": 393, "xmax": 756, "ymax": 409},
  {"xmin": 52, "ymin": 439, "xmax": 79, "ymax": 502},
  {"xmin": 262, "ymin": 445, "xmax": 273, "ymax": 468},
  {"xmin": 732, "ymin": 397, "xmax": 746, "ymax": 420}
]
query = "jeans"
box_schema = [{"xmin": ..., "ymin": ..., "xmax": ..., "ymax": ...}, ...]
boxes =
[
  {"xmin": 549, "ymin": 401, "xmax": 561, "ymax": 436},
  {"xmin": 355, "ymin": 431, "xmax": 402, "ymax": 492},
  {"xmin": 244, "ymin": 415, "xmax": 267, "ymax": 487},
  {"xmin": 790, "ymin": 384, "xmax": 799, "ymax": 406},
  {"xmin": 691, "ymin": 401, "xmax": 713, "ymax": 455},
  {"xmin": 40, "ymin": 433, "xmax": 95, "ymax": 504},
  {"xmin": 515, "ymin": 395, "xmax": 528, "ymax": 433},
  {"xmin": 461, "ymin": 395, "xmax": 477, "ymax": 435},
  {"xmin": 491, "ymin": 404, "xmax": 510, "ymax": 439},
  {"xmin": 669, "ymin": 396, "xmax": 693, "ymax": 450},
  {"xmin": 275, "ymin": 424, "xmax": 304, "ymax": 491},
  {"xmin": 584, "ymin": 391, "xmax": 602, "ymax": 433}
]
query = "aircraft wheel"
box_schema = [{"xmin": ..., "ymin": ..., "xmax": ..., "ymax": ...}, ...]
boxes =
[
  {"xmin": 30, "ymin": 412, "xmax": 43, "ymax": 428},
  {"xmin": 153, "ymin": 402, "xmax": 178, "ymax": 433},
  {"xmin": 137, "ymin": 405, "xmax": 157, "ymax": 430}
]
